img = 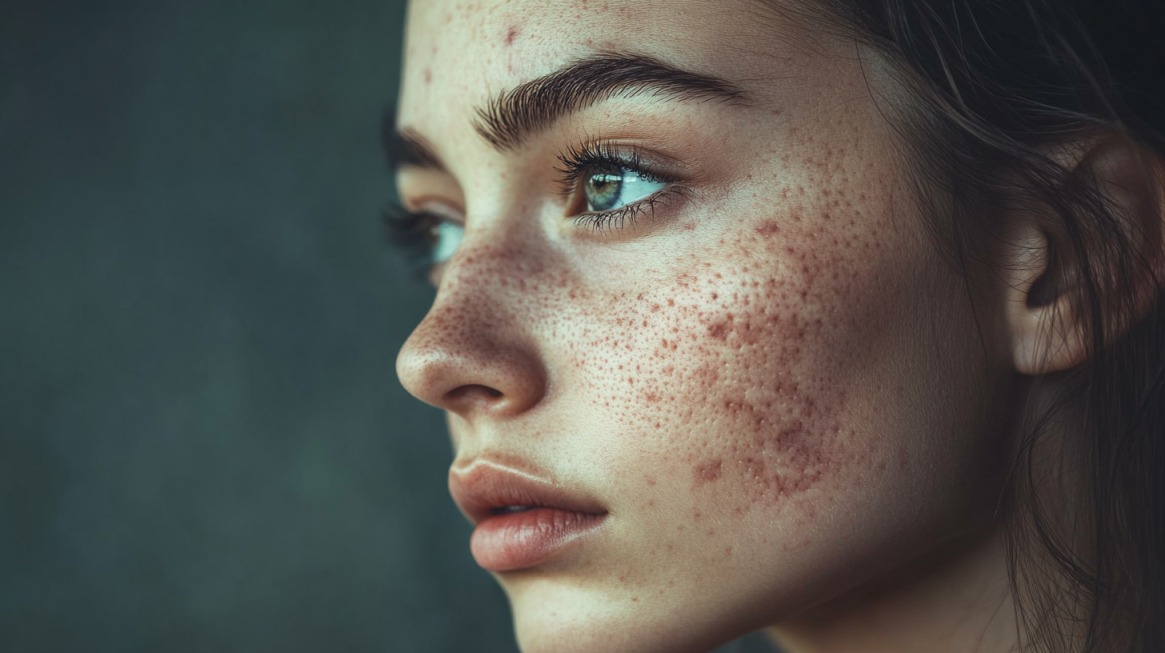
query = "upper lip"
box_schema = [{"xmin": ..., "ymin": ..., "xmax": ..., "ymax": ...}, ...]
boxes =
[{"xmin": 448, "ymin": 457, "xmax": 607, "ymax": 525}]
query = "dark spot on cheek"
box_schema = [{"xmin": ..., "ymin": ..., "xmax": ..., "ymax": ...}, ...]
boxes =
[
  {"xmin": 504, "ymin": 25, "xmax": 520, "ymax": 46},
  {"xmin": 693, "ymin": 458, "xmax": 723, "ymax": 487},
  {"xmin": 756, "ymin": 220, "xmax": 780, "ymax": 237},
  {"xmin": 423, "ymin": 67, "xmax": 432, "ymax": 84},
  {"xmin": 707, "ymin": 322, "xmax": 728, "ymax": 341}
]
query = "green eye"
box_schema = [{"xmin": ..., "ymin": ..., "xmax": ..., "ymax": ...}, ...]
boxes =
[{"xmin": 584, "ymin": 166, "xmax": 666, "ymax": 212}]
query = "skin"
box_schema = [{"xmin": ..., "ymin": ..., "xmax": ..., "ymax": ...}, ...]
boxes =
[{"xmin": 394, "ymin": 1, "xmax": 1030, "ymax": 651}]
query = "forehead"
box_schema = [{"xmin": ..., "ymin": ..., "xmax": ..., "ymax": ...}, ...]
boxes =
[{"xmin": 397, "ymin": 0, "xmax": 835, "ymax": 129}]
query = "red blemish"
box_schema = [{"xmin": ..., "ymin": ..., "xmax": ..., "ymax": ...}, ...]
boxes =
[
  {"xmin": 504, "ymin": 25, "xmax": 520, "ymax": 46},
  {"xmin": 693, "ymin": 458, "xmax": 723, "ymax": 486},
  {"xmin": 756, "ymin": 220, "xmax": 780, "ymax": 237},
  {"xmin": 707, "ymin": 322, "xmax": 728, "ymax": 340}
]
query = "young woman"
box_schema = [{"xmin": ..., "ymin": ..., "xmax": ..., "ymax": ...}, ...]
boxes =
[{"xmin": 386, "ymin": 0, "xmax": 1165, "ymax": 651}]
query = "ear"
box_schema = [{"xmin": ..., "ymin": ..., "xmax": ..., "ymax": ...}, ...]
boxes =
[{"xmin": 1002, "ymin": 136, "xmax": 1165, "ymax": 376}]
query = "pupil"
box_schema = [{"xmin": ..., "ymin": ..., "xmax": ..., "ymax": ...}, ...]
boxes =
[{"xmin": 586, "ymin": 171, "xmax": 623, "ymax": 211}]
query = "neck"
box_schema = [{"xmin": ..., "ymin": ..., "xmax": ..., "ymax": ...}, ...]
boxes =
[{"xmin": 768, "ymin": 528, "xmax": 1022, "ymax": 653}]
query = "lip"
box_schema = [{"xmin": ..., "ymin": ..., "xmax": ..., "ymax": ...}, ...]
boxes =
[{"xmin": 449, "ymin": 458, "xmax": 609, "ymax": 572}]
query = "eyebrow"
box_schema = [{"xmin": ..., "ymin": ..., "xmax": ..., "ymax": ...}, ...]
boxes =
[
  {"xmin": 382, "ymin": 112, "xmax": 447, "ymax": 173},
  {"xmin": 474, "ymin": 52, "xmax": 748, "ymax": 150},
  {"xmin": 385, "ymin": 52, "xmax": 748, "ymax": 171}
]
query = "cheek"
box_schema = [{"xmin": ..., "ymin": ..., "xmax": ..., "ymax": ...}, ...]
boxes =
[{"xmin": 571, "ymin": 203, "xmax": 912, "ymax": 524}]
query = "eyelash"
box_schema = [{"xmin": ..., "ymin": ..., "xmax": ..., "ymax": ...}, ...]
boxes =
[{"xmin": 554, "ymin": 140, "xmax": 684, "ymax": 232}]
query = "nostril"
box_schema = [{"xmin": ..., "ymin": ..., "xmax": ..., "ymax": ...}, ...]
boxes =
[{"xmin": 445, "ymin": 384, "xmax": 505, "ymax": 406}]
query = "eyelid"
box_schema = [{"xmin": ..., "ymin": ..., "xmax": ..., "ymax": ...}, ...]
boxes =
[
  {"xmin": 554, "ymin": 140, "xmax": 686, "ymax": 196},
  {"xmin": 396, "ymin": 164, "xmax": 466, "ymax": 217},
  {"xmin": 407, "ymin": 197, "xmax": 465, "ymax": 223}
]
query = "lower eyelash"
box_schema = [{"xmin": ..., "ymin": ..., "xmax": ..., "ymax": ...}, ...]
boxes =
[{"xmin": 573, "ymin": 186, "xmax": 688, "ymax": 233}]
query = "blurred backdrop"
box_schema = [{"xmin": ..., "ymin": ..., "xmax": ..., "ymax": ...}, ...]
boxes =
[{"xmin": 0, "ymin": 1, "xmax": 776, "ymax": 651}]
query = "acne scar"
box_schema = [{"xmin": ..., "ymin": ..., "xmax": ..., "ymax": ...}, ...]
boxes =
[
  {"xmin": 756, "ymin": 220, "xmax": 780, "ymax": 237},
  {"xmin": 693, "ymin": 458, "xmax": 723, "ymax": 486}
]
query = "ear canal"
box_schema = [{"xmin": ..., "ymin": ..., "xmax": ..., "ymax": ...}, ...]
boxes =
[{"xmin": 1025, "ymin": 239, "xmax": 1058, "ymax": 308}]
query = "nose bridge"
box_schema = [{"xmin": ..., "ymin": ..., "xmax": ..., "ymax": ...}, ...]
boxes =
[
  {"xmin": 396, "ymin": 225, "xmax": 551, "ymax": 419},
  {"xmin": 440, "ymin": 228, "xmax": 546, "ymax": 317}
]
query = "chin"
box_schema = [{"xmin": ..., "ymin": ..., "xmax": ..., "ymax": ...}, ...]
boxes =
[{"xmin": 505, "ymin": 577, "xmax": 758, "ymax": 653}]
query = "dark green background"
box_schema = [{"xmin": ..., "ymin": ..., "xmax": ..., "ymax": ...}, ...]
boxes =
[{"xmin": 0, "ymin": 1, "xmax": 776, "ymax": 651}]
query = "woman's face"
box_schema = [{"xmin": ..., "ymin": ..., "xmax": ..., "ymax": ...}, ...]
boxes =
[{"xmin": 395, "ymin": 1, "xmax": 1008, "ymax": 651}]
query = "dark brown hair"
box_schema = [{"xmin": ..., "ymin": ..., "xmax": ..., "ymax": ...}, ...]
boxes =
[{"xmin": 786, "ymin": 0, "xmax": 1165, "ymax": 650}]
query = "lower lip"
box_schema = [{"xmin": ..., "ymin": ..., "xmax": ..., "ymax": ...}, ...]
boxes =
[{"xmin": 470, "ymin": 508, "xmax": 607, "ymax": 572}]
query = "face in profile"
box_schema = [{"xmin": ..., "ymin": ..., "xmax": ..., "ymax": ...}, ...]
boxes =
[{"xmin": 392, "ymin": 1, "xmax": 1015, "ymax": 651}]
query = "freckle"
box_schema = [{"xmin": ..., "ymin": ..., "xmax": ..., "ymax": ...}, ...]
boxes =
[{"xmin": 423, "ymin": 67, "xmax": 432, "ymax": 84}]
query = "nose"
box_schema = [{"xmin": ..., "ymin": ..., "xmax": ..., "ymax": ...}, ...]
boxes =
[{"xmin": 395, "ymin": 244, "xmax": 549, "ymax": 421}]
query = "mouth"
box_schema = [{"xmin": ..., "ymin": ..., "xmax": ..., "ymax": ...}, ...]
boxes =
[
  {"xmin": 490, "ymin": 505, "xmax": 537, "ymax": 515},
  {"xmin": 449, "ymin": 459, "xmax": 609, "ymax": 573}
]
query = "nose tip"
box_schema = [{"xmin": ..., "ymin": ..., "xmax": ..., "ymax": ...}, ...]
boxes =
[{"xmin": 395, "ymin": 317, "xmax": 548, "ymax": 420}]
